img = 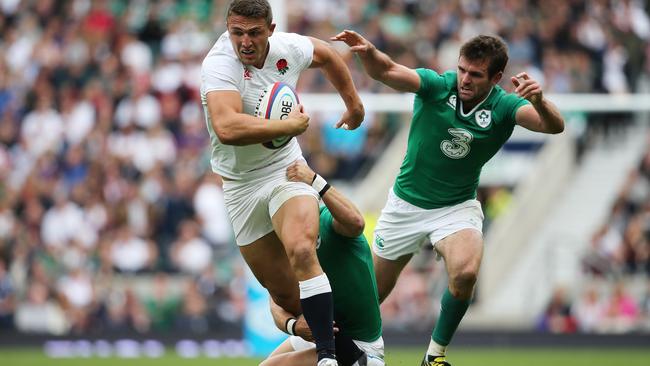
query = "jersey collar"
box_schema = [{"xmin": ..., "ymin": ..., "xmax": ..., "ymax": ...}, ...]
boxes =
[{"xmin": 458, "ymin": 86, "xmax": 494, "ymax": 118}]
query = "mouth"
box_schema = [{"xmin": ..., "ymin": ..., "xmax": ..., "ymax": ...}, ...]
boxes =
[
  {"xmin": 240, "ymin": 49, "xmax": 255, "ymax": 58},
  {"xmin": 459, "ymin": 86, "xmax": 472, "ymax": 96}
]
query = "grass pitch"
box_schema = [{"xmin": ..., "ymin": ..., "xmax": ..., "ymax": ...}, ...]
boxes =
[{"xmin": 2, "ymin": 347, "xmax": 649, "ymax": 365}]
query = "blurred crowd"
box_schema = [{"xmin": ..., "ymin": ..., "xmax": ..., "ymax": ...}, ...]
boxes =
[
  {"xmin": 288, "ymin": 0, "xmax": 650, "ymax": 94},
  {"xmin": 539, "ymin": 141, "xmax": 650, "ymax": 334},
  {"xmin": 538, "ymin": 280, "xmax": 650, "ymax": 334},
  {"xmin": 584, "ymin": 145, "xmax": 650, "ymax": 278},
  {"xmin": 1, "ymin": 0, "xmax": 649, "ymax": 336}
]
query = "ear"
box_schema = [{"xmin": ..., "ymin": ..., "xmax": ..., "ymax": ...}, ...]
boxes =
[
  {"xmin": 269, "ymin": 23, "xmax": 276, "ymax": 35},
  {"xmin": 491, "ymin": 71, "xmax": 503, "ymax": 85}
]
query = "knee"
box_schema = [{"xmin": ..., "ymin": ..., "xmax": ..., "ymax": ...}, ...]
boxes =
[
  {"xmin": 285, "ymin": 241, "xmax": 318, "ymax": 269},
  {"xmin": 449, "ymin": 269, "xmax": 478, "ymax": 297}
]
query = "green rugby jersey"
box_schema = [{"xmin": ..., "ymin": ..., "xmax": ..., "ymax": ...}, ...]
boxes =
[
  {"xmin": 394, "ymin": 68, "xmax": 529, "ymax": 209},
  {"xmin": 317, "ymin": 206, "xmax": 382, "ymax": 342}
]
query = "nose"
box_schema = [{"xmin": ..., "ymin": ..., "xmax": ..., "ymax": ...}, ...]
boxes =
[
  {"xmin": 461, "ymin": 73, "xmax": 471, "ymax": 85},
  {"xmin": 242, "ymin": 35, "xmax": 252, "ymax": 48}
]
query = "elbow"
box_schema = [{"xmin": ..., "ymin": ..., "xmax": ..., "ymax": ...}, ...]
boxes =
[
  {"xmin": 370, "ymin": 70, "xmax": 388, "ymax": 83},
  {"xmin": 349, "ymin": 214, "xmax": 366, "ymax": 237},
  {"xmin": 214, "ymin": 125, "xmax": 239, "ymax": 145},
  {"xmin": 550, "ymin": 121, "xmax": 565, "ymax": 134}
]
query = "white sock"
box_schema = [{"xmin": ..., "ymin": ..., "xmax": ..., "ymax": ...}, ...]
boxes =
[
  {"xmin": 299, "ymin": 273, "xmax": 331, "ymax": 299},
  {"xmin": 427, "ymin": 338, "xmax": 446, "ymax": 357}
]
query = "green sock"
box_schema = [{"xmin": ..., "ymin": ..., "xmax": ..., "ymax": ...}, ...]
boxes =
[{"xmin": 431, "ymin": 288, "xmax": 471, "ymax": 347}]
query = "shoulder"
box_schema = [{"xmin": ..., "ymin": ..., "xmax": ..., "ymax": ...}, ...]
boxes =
[
  {"xmin": 493, "ymin": 85, "xmax": 529, "ymax": 109},
  {"xmin": 201, "ymin": 31, "xmax": 244, "ymax": 91},
  {"xmin": 201, "ymin": 31, "xmax": 240, "ymax": 72},
  {"xmin": 416, "ymin": 69, "xmax": 456, "ymax": 97},
  {"xmin": 492, "ymin": 85, "xmax": 530, "ymax": 121},
  {"xmin": 437, "ymin": 70, "xmax": 457, "ymax": 89},
  {"xmin": 271, "ymin": 32, "xmax": 313, "ymax": 54},
  {"xmin": 269, "ymin": 32, "xmax": 314, "ymax": 69},
  {"xmin": 272, "ymin": 32, "xmax": 311, "ymax": 46}
]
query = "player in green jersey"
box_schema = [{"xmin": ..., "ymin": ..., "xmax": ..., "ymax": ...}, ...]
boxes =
[
  {"xmin": 261, "ymin": 161, "xmax": 384, "ymax": 366},
  {"xmin": 332, "ymin": 31, "xmax": 565, "ymax": 366}
]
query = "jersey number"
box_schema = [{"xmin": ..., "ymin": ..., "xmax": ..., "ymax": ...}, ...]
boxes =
[{"xmin": 440, "ymin": 128, "xmax": 473, "ymax": 159}]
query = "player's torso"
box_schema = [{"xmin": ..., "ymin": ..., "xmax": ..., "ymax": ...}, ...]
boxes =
[
  {"xmin": 316, "ymin": 208, "xmax": 382, "ymax": 342},
  {"xmin": 396, "ymin": 71, "xmax": 518, "ymax": 208},
  {"xmin": 201, "ymin": 32, "xmax": 311, "ymax": 179}
]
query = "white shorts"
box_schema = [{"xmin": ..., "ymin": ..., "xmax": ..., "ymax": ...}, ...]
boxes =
[
  {"xmin": 289, "ymin": 335, "xmax": 384, "ymax": 363},
  {"xmin": 373, "ymin": 188, "xmax": 484, "ymax": 260},
  {"xmin": 222, "ymin": 167, "xmax": 319, "ymax": 246}
]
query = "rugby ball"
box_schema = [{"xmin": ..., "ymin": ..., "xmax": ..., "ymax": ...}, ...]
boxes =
[{"xmin": 254, "ymin": 82, "xmax": 299, "ymax": 149}]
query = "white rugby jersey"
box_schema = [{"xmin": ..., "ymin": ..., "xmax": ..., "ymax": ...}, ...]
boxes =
[{"xmin": 200, "ymin": 31, "xmax": 314, "ymax": 180}]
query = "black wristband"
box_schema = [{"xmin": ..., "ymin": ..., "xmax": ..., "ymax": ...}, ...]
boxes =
[
  {"xmin": 311, "ymin": 173, "xmax": 317, "ymax": 184},
  {"xmin": 319, "ymin": 183, "xmax": 331, "ymax": 197},
  {"xmin": 284, "ymin": 317, "xmax": 297, "ymax": 335}
]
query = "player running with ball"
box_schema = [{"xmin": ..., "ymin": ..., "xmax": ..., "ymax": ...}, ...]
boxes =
[
  {"xmin": 200, "ymin": 1, "xmax": 364, "ymax": 365},
  {"xmin": 332, "ymin": 30, "xmax": 564, "ymax": 366}
]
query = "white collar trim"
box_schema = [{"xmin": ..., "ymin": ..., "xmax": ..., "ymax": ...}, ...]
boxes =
[{"xmin": 459, "ymin": 87, "xmax": 494, "ymax": 117}]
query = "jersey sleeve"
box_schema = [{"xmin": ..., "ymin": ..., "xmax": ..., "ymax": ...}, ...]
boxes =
[
  {"xmin": 501, "ymin": 93, "xmax": 531, "ymax": 123},
  {"xmin": 284, "ymin": 32, "xmax": 314, "ymax": 70},
  {"xmin": 201, "ymin": 54, "xmax": 242, "ymax": 94},
  {"xmin": 415, "ymin": 68, "xmax": 449, "ymax": 99}
]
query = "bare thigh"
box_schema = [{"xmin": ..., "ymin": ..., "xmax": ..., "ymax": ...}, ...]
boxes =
[
  {"xmin": 373, "ymin": 252, "xmax": 412, "ymax": 303},
  {"xmin": 271, "ymin": 195, "xmax": 322, "ymax": 280},
  {"xmin": 434, "ymin": 228, "xmax": 483, "ymax": 299},
  {"xmin": 239, "ymin": 231, "xmax": 301, "ymax": 315},
  {"xmin": 265, "ymin": 338, "xmax": 297, "ymax": 358}
]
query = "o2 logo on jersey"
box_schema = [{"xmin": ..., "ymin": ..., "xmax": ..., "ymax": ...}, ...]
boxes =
[{"xmin": 440, "ymin": 128, "xmax": 473, "ymax": 159}]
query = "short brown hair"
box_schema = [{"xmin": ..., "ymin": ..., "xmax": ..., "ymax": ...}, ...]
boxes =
[
  {"xmin": 227, "ymin": 0, "xmax": 273, "ymax": 26},
  {"xmin": 459, "ymin": 35, "xmax": 509, "ymax": 77}
]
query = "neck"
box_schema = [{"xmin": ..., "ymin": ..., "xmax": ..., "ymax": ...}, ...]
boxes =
[
  {"xmin": 253, "ymin": 42, "xmax": 270, "ymax": 69},
  {"xmin": 462, "ymin": 100, "xmax": 478, "ymax": 114},
  {"xmin": 461, "ymin": 87, "xmax": 493, "ymax": 114}
]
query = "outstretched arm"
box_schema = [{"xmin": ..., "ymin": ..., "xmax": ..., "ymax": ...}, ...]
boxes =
[
  {"xmin": 512, "ymin": 72, "xmax": 565, "ymax": 134},
  {"xmin": 309, "ymin": 37, "xmax": 365, "ymax": 130},
  {"xmin": 331, "ymin": 30, "xmax": 420, "ymax": 93},
  {"xmin": 286, "ymin": 161, "xmax": 364, "ymax": 237},
  {"xmin": 206, "ymin": 91, "xmax": 310, "ymax": 145}
]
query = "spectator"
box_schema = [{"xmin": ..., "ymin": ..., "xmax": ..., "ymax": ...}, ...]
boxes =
[
  {"xmin": 640, "ymin": 282, "xmax": 650, "ymax": 331},
  {"xmin": 56, "ymin": 267, "xmax": 96, "ymax": 333},
  {"xmin": 572, "ymin": 286, "xmax": 605, "ymax": 333},
  {"xmin": 143, "ymin": 273, "xmax": 181, "ymax": 333},
  {"xmin": 537, "ymin": 287, "xmax": 578, "ymax": 334},
  {"xmin": 192, "ymin": 173, "xmax": 233, "ymax": 250},
  {"xmin": 0, "ymin": 258, "xmax": 15, "ymax": 329},
  {"xmin": 175, "ymin": 281, "xmax": 209, "ymax": 334},
  {"xmin": 15, "ymin": 281, "xmax": 68, "ymax": 335},
  {"xmin": 600, "ymin": 281, "xmax": 640, "ymax": 333},
  {"xmin": 103, "ymin": 226, "xmax": 158, "ymax": 274},
  {"xmin": 170, "ymin": 219, "xmax": 213, "ymax": 275}
]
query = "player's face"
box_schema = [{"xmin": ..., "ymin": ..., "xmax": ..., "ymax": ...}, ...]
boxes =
[
  {"xmin": 227, "ymin": 15, "xmax": 275, "ymax": 68},
  {"xmin": 456, "ymin": 56, "xmax": 502, "ymax": 104}
]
